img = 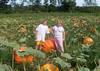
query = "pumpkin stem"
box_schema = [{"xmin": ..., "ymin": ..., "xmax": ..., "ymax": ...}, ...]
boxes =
[
  {"xmin": 12, "ymin": 48, "xmax": 14, "ymax": 69},
  {"xmin": 23, "ymin": 62, "xmax": 26, "ymax": 71}
]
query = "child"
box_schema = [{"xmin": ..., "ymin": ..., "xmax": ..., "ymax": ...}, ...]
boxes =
[
  {"xmin": 52, "ymin": 20, "xmax": 65, "ymax": 52},
  {"xmin": 35, "ymin": 19, "xmax": 50, "ymax": 50}
]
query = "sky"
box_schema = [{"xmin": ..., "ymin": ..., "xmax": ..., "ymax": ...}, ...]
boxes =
[
  {"xmin": 8, "ymin": 0, "xmax": 100, "ymax": 6},
  {"xmin": 76, "ymin": 0, "xmax": 100, "ymax": 6}
]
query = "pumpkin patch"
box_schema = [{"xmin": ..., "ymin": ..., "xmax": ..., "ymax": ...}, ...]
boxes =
[{"xmin": 0, "ymin": 13, "xmax": 100, "ymax": 71}]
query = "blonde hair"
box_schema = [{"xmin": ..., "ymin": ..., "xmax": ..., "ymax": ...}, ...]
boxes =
[
  {"xmin": 42, "ymin": 19, "xmax": 48, "ymax": 23},
  {"xmin": 56, "ymin": 19, "xmax": 64, "ymax": 26}
]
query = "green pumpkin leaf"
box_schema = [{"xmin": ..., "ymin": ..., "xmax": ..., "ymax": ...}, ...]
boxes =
[
  {"xmin": 19, "ymin": 37, "xmax": 27, "ymax": 43},
  {"xmin": 0, "ymin": 64, "xmax": 13, "ymax": 71},
  {"xmin": 16, "ymin": 48, "xmax": 46, "ymax": 59},
  {"xmin": 0, "ymin": 37, "xmax": 19, "ymax": 48},
  {"xmin": 76, "ymin": 57, "xmax": 87, "ymax": 63},
  {"xmin": 53, "ymin": 57, "xmax": 71, "ymax": 68},
  {"xmin": 81, "ymin": 44, "xmax": 90, "ymax": 48},
  {"xmin": 6, "ymin": 41, "xmax": 19, "ymax": 48},
  {"xmin": 78, "ymin": 67, "xmax": 90, "ymax": 71},
  {"xmin": 32, "ymin": 49, "xmax": 46, "ymax": 59},
  {"xmin": 0, "ymin": 69, "xmax": 5, "ymax": 71},
  {"xmin": 61, "ymin": 53, "xmax": 73, "ymax": 59},
  {"xmin": 94, "ymin": 65, "xmax": 100, "ymax": 71}
]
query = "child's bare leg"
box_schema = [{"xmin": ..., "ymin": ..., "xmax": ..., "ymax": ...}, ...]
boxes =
[
  {"xmin": 39, "ymin": 45, "xmax": 42, "ymax": 50},
  {"xmin": 57, "ymin": 38, "xmax": 64, "ymax": 53},
  {"xmin": 36, "ymin": 41, "xmax": 41, "ymax": 50},
  {"xmin": 35, "ymin": 45, "xmax": 39, "ymax": 50},
  {"xmin": 60, "ymin": 43, "xmax": 64, "ymax": 53},
  {"xmin": 39, "ymin": 42, "xmax": 44, "ymax": 50},
  {"xmin": 36, "ymin": 45, "xmax": 43, "ymax": 50}
]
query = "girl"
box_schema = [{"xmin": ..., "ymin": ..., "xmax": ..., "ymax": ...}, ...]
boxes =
[
  {"xmin": 52, "ymin": 20, "xmax": 65, "ymax": 52},
  {"xmin": 35, "ymin": 19, "xmax": 50, "ymax": 50}
]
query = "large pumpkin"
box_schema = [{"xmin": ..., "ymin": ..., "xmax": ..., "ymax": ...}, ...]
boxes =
[
  {"xmin": 42, "ymin": 38, "xmax": 56, "ymax": 53},
  {"xmin": 83, "ymin": 37, "xmax": 94, "ymax": 45},
  {"xmin": 14, "ymin": 47, "xmax": 35, "ymax": 64},
  {"xmin": 40, "ymin": 64, "xmax": 59, "ymax": 71}
]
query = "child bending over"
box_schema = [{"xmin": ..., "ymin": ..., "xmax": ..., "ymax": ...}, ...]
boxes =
[{"xmin": 35, "ymin": 19, "xmax": 50, "ymax": 50}]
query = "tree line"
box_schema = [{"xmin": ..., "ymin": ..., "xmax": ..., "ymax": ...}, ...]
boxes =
[{"xmin": 0, "ymin": 0, "xmax": 100, "ymax": 13}]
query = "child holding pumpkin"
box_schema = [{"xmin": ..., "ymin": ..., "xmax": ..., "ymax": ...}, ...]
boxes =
[
  {"xmin": 34, "ymin": 19, "xmax": 50, "ymax": 50},
  {"xmin": 52, "ymin": 20, "xmax": 65, "ymax": 52}
]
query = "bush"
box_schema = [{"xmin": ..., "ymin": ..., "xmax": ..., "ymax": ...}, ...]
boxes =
[{"xmin": 75, "ymin": 6, "xmax": 100, "ymax": 13}]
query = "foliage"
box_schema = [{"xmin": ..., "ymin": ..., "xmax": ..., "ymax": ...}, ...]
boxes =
[
  {"xmin": 53, "ymin": 57, "xmax": 71, "ymax": 68},
  {"xmin": 1, "ymin": 0, "xmax": 100, "ymax": 13},
  {"xmin": 78, "ymin": 67, "xmax": 90, "ymax": 71},
  {"xmin": 0, "ymin": 0, "xmax": 9, "ymax": 8},
  {"xmin": 94, "ymin": 65, "xmax": 100, "ymax": 71},
  {"xmin": 75, "ymin": 6, "xmax": 100, "ymax": 13},
  {"xmin": 61, "ymin": 0, "xmax": 76, "ymax": 12},
  {"xmin": 0, "ymin": 63, "xmax": 13, "ymax": 71},
  {"xmin": 0, "ymin": 13, "xmax": 100, "ymax": 71}
]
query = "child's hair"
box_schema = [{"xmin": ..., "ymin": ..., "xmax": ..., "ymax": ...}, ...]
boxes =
[
  {"xmin": 42, "ymin": 19, "xmax": 48, "ymax": 24},
  {"xmin": 56, "ymin": 19, "xmax": 64, "ymax": 26}
]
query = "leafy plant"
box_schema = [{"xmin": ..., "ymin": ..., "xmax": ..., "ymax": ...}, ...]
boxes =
[{"xmin": 0, "ymin": 63, "xmax": 13, "ymax": 71}]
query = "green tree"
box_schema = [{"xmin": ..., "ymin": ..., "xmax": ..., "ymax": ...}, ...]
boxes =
[
  {"xmin": 35, "ymin": 0, "xmax": 41, "ymax": 5},
  {"xmin": 50, "ymin": 0, "xmax": 57, "ymax": 6},
  {"xmin": 10, "ymin": 0, "xmax": 16, "ymax": 7},
  {"xmin": 84, "ymin": 0, "xmax": 97, "ymax": 6},
  {"xmin": 29, "ymin": 0, "xmax": 35, "ymax": 4},
  {"xmin": 0, "ymin": 0, "xmax": 9, "ymax": 9},
  {"xmin": 21, "ymin": 0, "xmax": 27, "ymax": 6},
  {"xmin": 57, "ymin": 0, "xmax": 63, "ymax": 6},
  {"xmin": 61, "ymin": 0, "xmax": 76, "ymax": 12},
  {"xmin": 44, "ymin": 0, "xmax": 49, "ymax": 5},
  {"xmin": 0, "ymin": 0, "xmax": 10, "ymax": 13},
  {"xmin": 44, "ymin": 0, "xmax": 49, "ymax": 11}
]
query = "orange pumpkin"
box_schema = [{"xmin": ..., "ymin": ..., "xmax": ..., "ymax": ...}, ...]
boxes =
[
  {"xmin": 83, "ymin": 37, "xmax": 94, "ymax": 45},
  {"xmin": 25, "ymin": 55, "xmax": 35, "ymax": 63},
  {"xmin": 18, "ymin": 47, "xmax": 26, "ymax": 52},
  {"xmin": 42, "ymin": 38, "xmax": 56, "ymax": 53},
  {"xmin": 14, "ymin": 51, "xmax": 26, "ymax": 64},
  {"xmin": 40, "ymin": 64, "xmax": 59, "ymax": 71},
  {"xmin": 14, "ymin": 47, "xmax": 35, "ymax": 64}
]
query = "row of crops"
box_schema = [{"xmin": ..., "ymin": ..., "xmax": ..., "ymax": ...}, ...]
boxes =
[{"xmin": 0, "ymin": 13, "xmax": 100, "ymax": 71}]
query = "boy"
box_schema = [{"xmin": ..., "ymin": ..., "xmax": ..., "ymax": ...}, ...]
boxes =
[
  {"xmin": 35, "ymin": 19, "xmax": 50, "ymax": 50},
  {"xmin": 52, "ymin": 20, "xmax": 65, "ymax": 52}
]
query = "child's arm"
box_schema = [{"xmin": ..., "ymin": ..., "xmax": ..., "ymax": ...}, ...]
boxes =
[
  {"xmin": 33, "ymin": 30, "xmax": 37, "ymax": 41},
  {"xmin": 45, "ymin": 27, "xmax": 51, "ymax": 39},
  {"xmin": 63, "ymin": 31, "xmax": 65, "ymax": 41},
  {"xmin": 50, "ymin": 27, "xmax": 55, "ymax": 37},
  {"xmin": 46, "ymin": 27, "xmax": 54, "ymax": 39},
  {"xmin": 33, "ymin": 26, "xmax": 38, "ymax": 41}
]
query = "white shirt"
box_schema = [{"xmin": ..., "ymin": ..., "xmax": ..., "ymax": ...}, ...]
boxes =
[
  {"xmin": 53, "ymin": 25, "xmax": 64, "ymax": 39},
  {"xmin": 36, "ymin": 24, "xmax": 49, "ymax": 42}
]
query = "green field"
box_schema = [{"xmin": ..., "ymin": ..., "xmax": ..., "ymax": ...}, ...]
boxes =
[{"xmin": 0, "ymin": 13, "xmax": 100, "ymax": 71}]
